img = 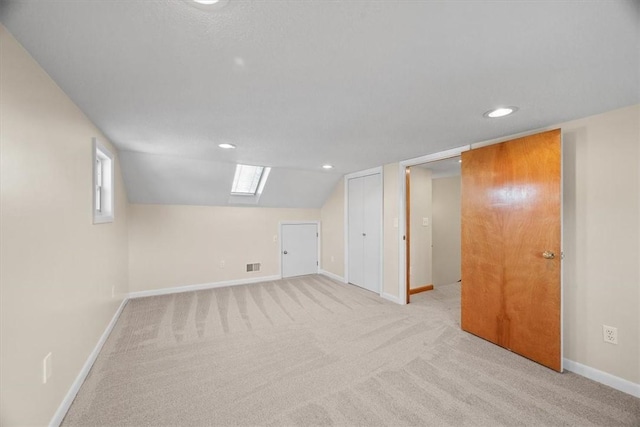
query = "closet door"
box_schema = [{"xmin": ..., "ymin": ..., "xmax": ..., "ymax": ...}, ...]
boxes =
[
  {"xmin": 362, "ymin": 173, "xmax": 381, "ymax": 293},
  {"xmin": 348, "ymin": 173, "xmax": 381, "ymax": 293},
  {"xmin": 348, "ymin": 177, "xmax": 365, "ymax": 287}
]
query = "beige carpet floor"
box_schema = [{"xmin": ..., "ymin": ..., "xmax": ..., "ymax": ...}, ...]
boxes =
[{"xmin": 63, "ymin": 275, "xmax": 640, "ymax": 426}]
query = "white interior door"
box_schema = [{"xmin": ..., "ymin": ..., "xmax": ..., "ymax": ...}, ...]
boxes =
[
  {"xmin": 281, "ymin": 223, "xmax": 318, "ymax": 278},
  {"xmin": 348, "ymin": 173, "xmax": 381, "ymax": 293},
  {"xmin": 362, "ymin": 174, "xmax": 381, "ymax": 292},
  {"xmin": 348, "ymin": 178, "xmax": 365, "ymax": 286}
]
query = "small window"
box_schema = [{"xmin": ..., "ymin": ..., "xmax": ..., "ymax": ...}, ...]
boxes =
[
  {"xmin": 228, "ymin": 164, "xmax": 271, "ymax": 205},
  {"xmin": 93, "ymin": 138, "xmax": 114, "ymax": 223},
  {"xmin": 231, "ymin": 164, "xmax": 269, "ymax": 195}
]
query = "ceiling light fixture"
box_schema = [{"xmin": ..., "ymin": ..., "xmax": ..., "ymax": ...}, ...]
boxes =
[
  {"xmin": 483, "ymin": 106, "xmax": 518, "ymax": 118},
  {"xmin": 188, "ymin": 0, "xmax": 229, "ymax": 10},
  {"xmin": 218, "ymin": 143, "xmax": 236, "ymax": 149},
  {"xmin": 322, "ymin": 164, "xmax": 333, "ymax": 169}
]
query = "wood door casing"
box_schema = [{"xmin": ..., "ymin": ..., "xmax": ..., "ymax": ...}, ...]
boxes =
[
  {"xmin": 405, "ymin": 167, "xmax": 411, "ymax": 304},
  {"xmin": 461, "ymin": 129, "xmax": 562, "ymax": 371}
]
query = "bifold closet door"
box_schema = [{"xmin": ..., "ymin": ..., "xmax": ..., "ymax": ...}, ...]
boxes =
[{"xmin": 348, "ymin": 173, "xmax": 381, "ymax": 293}]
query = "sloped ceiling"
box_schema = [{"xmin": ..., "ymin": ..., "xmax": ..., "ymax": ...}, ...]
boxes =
[{"xmin": 1, "ymin": 0, "xmax": 638, "ymax": 208}]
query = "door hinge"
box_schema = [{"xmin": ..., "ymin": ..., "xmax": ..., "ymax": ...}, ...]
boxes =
[
  {"xmin": 317, "ymin": 261, "xmax": 319, "ymax": 266},
  {"xmin": 316, "ymin": 232, "xmax": 318, "ymax": 237}
]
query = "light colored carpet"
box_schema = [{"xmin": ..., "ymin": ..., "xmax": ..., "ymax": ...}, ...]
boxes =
[{"xmin": 63, "ymin": 275, "xmax": 640, "ymax": 426}]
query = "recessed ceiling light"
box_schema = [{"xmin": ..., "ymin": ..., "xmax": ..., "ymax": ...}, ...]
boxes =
[
  {"xmin": 218, "ymin": 143, "xmax": 236, "ymax": 149},
  {"xmin": 322, "ymin": 164, "xmax": 333, "ymax": 169},
  {"xmin": 458, "ymin": 159, "xmax": 462, "ymax": 163},
  {"xmin": 483, "ymin": 107, "xmax": 518, "ymax": 118},
  {"xmin": 188, "ymin": 0, "xmax": 229, "ymax": 9}
]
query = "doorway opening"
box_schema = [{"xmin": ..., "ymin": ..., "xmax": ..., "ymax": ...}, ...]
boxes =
[{"xmin": 405, "ymin": 156, "xmax": 462, "ymax": 304}]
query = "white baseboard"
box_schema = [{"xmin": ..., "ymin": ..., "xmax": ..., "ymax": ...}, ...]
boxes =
[
  {"xmin": 128, "ymin": 275, "xmax": 282, "ymax": 299},
  {"xmin": 49, "ymin": 298, "xmax": 128, "ymax": 427},
  {"xmin": 563, "ymin": 358, "xmax": 640, "ymax": 398},
  {"xmin": 381, "ymin": 292, "xmax": 402, "ymax": 304},
  {"xmin": 318, "ymin": 269, "xmax": 346, "ymax": 283}
]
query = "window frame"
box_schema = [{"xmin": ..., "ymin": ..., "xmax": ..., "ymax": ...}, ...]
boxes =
[
  {"xmin": 93, "ymin": 138, "xmax": 115, "ymax": 224},
  {"xmin": 228, "ymin": 163, "xmax": 271, "ymax": 205}
]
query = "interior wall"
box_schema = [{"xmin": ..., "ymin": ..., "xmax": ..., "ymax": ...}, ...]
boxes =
[
  {"xmin": 561, "ymin": 104, "xmax": 639, "ymax": 385},
  {"xmin": 0, "ymin": 26, "xmax": 130, "ymax": 426},
  {"xmin": 432, "ymin": 176, "xmax": 462, "ymax": 286},
  {"xmin": 320, "ymin": 178, "xmax": 344, "ymax": 279},
  {"xmin": 383, "ymin": 163, "xmax": 401, "ymax": 298},
  {"xmin": 128, "ymin": 204, "xmax": 320, "ymax": 292},
  {"xmin": 409, "ymin": 167, "xmax": 433, "ymax": 288}
]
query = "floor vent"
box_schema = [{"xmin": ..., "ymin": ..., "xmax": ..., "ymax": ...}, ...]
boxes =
[{"xmin": 246, "ymin": 263, "xmax": 260, "ymax": 272}]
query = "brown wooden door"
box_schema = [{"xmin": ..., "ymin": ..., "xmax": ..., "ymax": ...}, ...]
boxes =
[{"xmin": 461, "ymin": 129, "xmax": 562, "ymax": 371}]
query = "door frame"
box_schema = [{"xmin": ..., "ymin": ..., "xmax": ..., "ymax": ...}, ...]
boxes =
[
  {"xmin": 398, "ymin": 146, "xmax": 470, "ymax": 305},
  {"xmin": 344, "ymin": 166, "xmax": 384, "ymax": 296},
  {"xmin": 279, "ymin": 221, "xmax": 321, "ymax": 279}
]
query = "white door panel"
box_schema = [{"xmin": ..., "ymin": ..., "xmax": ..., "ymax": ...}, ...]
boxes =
[
  {"xmin": 282, "ymin": 223, "xmax": 318, "ymax": 278},
  {"xmin": 363, "ymin": 174, "xmax": 382, "ymax": 292},
  {"xmin": 348, "ymin": 178, "xmax": 364, "ymax": 287},
  {"xmin": 348, "ymin": 173, "xmax": 381, "ymax": 293}
]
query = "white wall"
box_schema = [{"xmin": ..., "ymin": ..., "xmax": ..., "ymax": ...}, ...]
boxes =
[
  {"xmin": 0, "ymin": 26, "xmax": 129, "ymax": 426},
  {"xmin": 561, "ymin": 104, "xmax": 639, "ymax": 385},
  {"xmin": 432, "ymin": 176, "xmax": 461, "ymax": 286},
  {"xmin": 409, "ymin": 167, "xmax": 433, "ymax": 288},
  {"xmin": 382, "ymin": 163, "xmax": 401, "ymax": 299},
  {"xmin": 128, "ymin": 204, "xmax": 320, "ymax": 292},
  {"xmin": 320, "ymin": 178, "xmax": 345, "ymax": 278}
]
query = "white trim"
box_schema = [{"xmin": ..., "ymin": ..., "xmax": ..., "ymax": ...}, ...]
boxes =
[
  {"xmin": 92, "ymin": 138, "xmax": 115, "ymax": 224},
  {"xmin": 279, "ymin": 221, "xmax": 321, "ymax": 279},
  {"xmin": 49, "ymin": 298, "xmax": 127, "ymax": 427},
  {"xmin": 563, "ymin": 359, "xmax": 640, "ymax": 398},
  {"xmin": 344, "ymin": 166, "xmax": 383, "ymax": 181},
  {"xmin": 128, "ymin": 275, "xmax": 282, "ymax": 299},
  {"xmin": 343, "ymin": 167, "xmax": 384, "ymax": 295},
  {"xmin": 318, "ymin": 269, "xmax": 346, "ymax": 283},
  {"xmin": 380, "ymin": 292, "xmax": 401, "ymax": 304},
  {"xmin": 398, "ymin": 145, "xmax": 470, "ymax": 304}
]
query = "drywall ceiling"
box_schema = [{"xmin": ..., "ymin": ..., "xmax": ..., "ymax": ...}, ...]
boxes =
[{"xmin": 1, "ymin": 0, "xmax": 638, "ymax": 208}]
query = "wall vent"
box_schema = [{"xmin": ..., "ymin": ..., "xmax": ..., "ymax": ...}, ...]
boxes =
[{"xmin": 246, "ymin": 263, "xmax": 260, "ymax": 272}]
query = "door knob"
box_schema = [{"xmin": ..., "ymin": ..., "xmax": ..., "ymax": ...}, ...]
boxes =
[
  {"xmin": 283, "ymin": 251, "xmax": 288, "ymax": 255},
  {"xmin": 542, "ymin": 251, "xmax": 555, "ymax": 259},
  {"xmin": 362, "ymin": 233, "xmax": 366, "ymax": 237}
]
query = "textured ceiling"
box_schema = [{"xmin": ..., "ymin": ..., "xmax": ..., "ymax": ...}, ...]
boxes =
[{"xmin": 1, "ymin": 0, "xmax": 638, "ymax": 208}]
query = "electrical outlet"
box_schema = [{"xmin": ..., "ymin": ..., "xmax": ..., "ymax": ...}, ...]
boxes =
[
  {"xmin": 603, "ymin": 325, "xmax": 618, "ymax": 344},
  {"xmin": 273, "ymin": 235, "xmax": 277, "ymax": 242},
  {"xmin": 331, "ymin": 255, "xmax": 335, "ymax": 263},
  {"xmin": 43, "ymin": 352, "xmax": 52, "ymax": 384},
  {"xmin": 219, "ymin": 260, "xmax": 225, "ymax": 269},
  {"xmin": 422, "ymin": 217, "xmax": 429, "ymax": 226}
]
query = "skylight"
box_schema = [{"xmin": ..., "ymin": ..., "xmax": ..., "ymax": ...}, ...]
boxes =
[{"xmin": 231, "ymin": 164, "xmax": 270, "ymax": 195}]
